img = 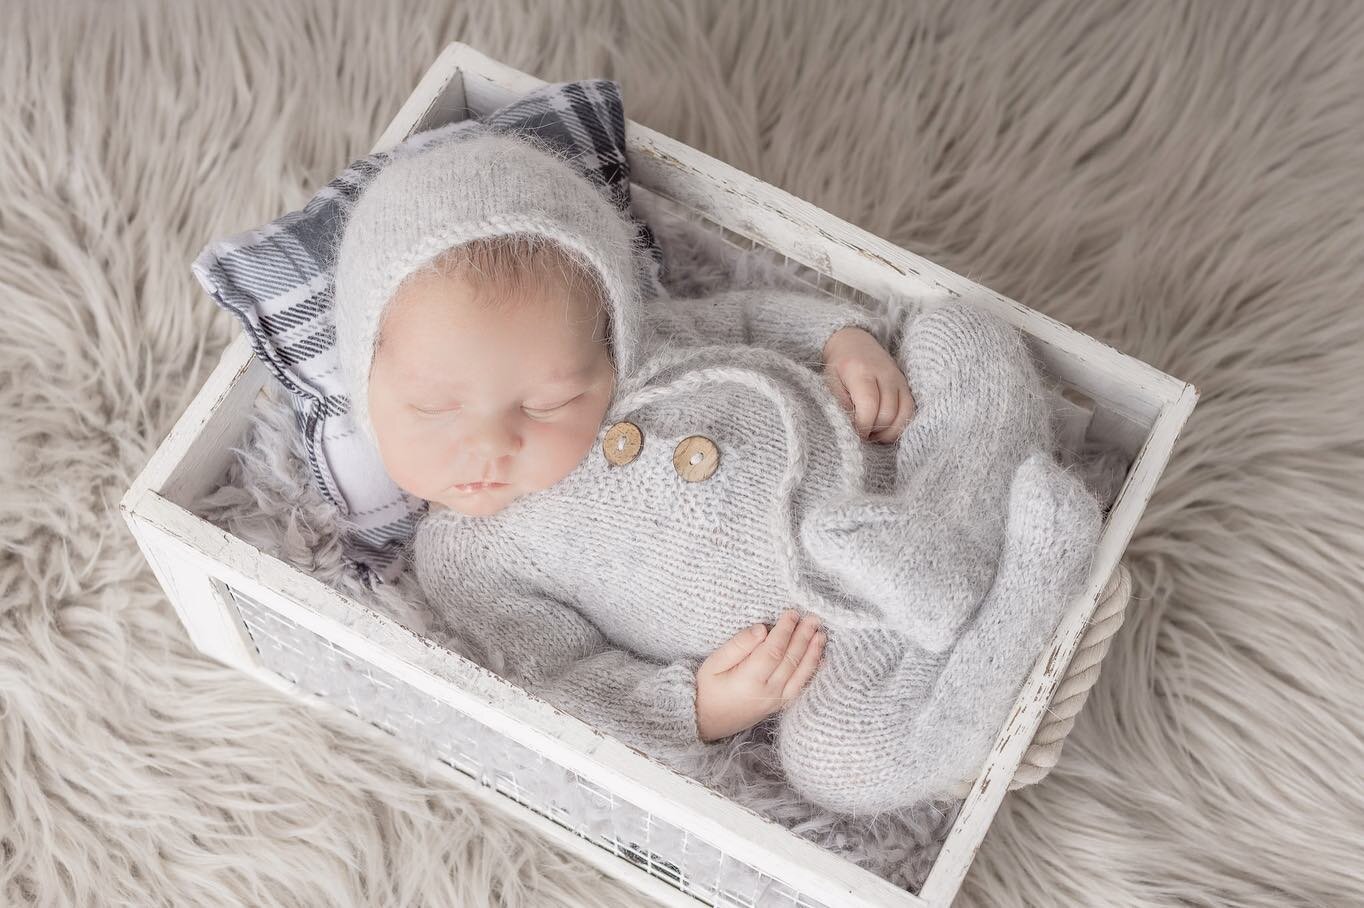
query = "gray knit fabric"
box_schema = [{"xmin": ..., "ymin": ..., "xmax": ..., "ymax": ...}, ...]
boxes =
[{"xmin": 334, "ymin": 127, "xmax": 1104, "ymax": 815}]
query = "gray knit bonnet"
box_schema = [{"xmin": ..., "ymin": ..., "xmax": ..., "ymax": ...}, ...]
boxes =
[{"xmin": 333, "ymin": 122, "xmax": 649, "ymax": 449}]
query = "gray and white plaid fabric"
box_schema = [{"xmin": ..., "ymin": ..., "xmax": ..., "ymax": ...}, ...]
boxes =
[{"xmin": 192, "ymin": 79, "xmax": 666, "ymax": 585}]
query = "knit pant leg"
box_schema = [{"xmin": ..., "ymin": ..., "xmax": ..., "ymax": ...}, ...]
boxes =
[
  {"xmin": 779, "ymin": 451, "xmax": 1101, "ymax": 815},
  {"xmin": 801, "ymin": 302, "xmax": 1054, "ymax": 651},
  {"xmin": 775, "ymin": 624, "xmax": 941, "ymax": 816},
  {"xmin": 892, "ymin": 301, "xmax": 1052, "ymax": 511}
]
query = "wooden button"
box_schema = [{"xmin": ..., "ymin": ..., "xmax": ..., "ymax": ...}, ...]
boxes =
[
  {"xmin": 603, "ymin": 420, "xmax": 643, "ymax": 466},
  {"xmin": 673, "ymin": 435, "xmax": 720, "ymax": 482}
]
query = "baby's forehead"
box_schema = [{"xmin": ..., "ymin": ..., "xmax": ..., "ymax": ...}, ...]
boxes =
[
  {"xmin": 376, "ymin": 265, "xmax": 608, "ymax": 359},
  {"xmin": 388, "ymin": 266, "xmax": 597, "ymax": 323}
]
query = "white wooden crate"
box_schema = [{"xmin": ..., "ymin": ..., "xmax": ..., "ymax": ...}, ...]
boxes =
[{"xmin": 119, "ymin": 42, "xmax": 1199, "ymax": 907}]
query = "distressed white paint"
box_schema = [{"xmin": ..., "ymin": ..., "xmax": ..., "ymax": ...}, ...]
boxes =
[{"xmin": 121, "ymin": 41, "xmax": 1199, "ymax": 907}]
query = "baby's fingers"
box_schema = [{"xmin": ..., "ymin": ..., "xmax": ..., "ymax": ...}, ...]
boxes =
[
  {"xmin": 779, "ymin": 629, "xmax": 826, "ymax": 703},
  {"xmin": 868, "ymin": 378, "xmax": 901, "ymax": 443},
  {"xmin": 847, "ymin": 374, "xmax": 881, "ymax": 439},
  {"xmin": 704, "ymin": 622, "xmax": 769, "ymax": 675},
  {"xmin": 764, "ymin": 612, "xmax": 820, "ymax": 689},
  {"xmin": 869, "ymin": 369, "xmax": 916, "ymax": 442}
]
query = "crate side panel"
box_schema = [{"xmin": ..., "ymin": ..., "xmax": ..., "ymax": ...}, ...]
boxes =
[
  {"xmin": 125, "ymin": 513, "xmax": 259, "ymax": 671},
  {"xmin": 225, "ymin": 584, "xmax": 859, "ymax": 908},
  {"xmin": 137, "ymin": 334, "xmax": 267, "ymax": 511}
]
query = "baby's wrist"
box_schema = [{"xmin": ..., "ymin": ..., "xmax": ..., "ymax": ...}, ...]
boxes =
[{"xmin": 823, "ymin": 326, "xmax": 875, "ymax": 361}]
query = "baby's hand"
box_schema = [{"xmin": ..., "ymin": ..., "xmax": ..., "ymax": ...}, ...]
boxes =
[
  {"xmin": 695, "ymin": 610, "xmax": 826, "ymax": 743},
  {"xmin": 822, "ymin": 327, "xmax": 916, "ymax": 443}
]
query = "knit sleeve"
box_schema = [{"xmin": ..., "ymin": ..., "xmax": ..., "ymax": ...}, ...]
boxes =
[
  {"xmin": 414, "ymin": 523, "xmax": 726, "ymax": 762},
  {"xmin": 647, "ymin": 287, "xmax": 890, "ymax": 368},
  {"xmin": 528, "ymin": 649, "xmax": 720, "ymax": 767}
]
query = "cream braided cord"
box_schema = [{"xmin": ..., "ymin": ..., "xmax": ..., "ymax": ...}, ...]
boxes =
[{"xmin": 948, "ymin": 562, "xmax": 1133, "ymax": 799}]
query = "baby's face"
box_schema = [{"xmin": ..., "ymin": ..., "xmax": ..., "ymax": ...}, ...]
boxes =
[{"xmin": 367, "ymin": 268, "xmax": 615, "ymax": 517}]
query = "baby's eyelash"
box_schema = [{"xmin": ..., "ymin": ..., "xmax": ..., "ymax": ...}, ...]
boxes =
[
  {"xmin": 524, "ymin": 393, "xmax": 583, "ymax": 415},
  {"xmin": 412, "ymin": 394, "xmax": 584, "ymax": 418}
]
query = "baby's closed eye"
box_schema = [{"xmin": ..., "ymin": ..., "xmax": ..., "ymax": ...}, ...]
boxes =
[{"xmin": 524, "ymin": 393, "xmax": 585, "ymax": 417}]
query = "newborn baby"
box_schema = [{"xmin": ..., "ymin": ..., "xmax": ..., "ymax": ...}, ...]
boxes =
[{"xmin": 333, "ymin": 122, "xmax": 1103, "ymax": 815}]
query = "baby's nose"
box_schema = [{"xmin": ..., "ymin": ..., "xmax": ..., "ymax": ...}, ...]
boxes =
[{"xmin": 463, "ymin": 419, "xmax": 519, "ymax": 460}]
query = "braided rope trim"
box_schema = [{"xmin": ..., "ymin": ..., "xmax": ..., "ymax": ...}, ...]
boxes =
[{"xmin": 948, "ymin": 562, "xmax": 1133, "ymax": 799}]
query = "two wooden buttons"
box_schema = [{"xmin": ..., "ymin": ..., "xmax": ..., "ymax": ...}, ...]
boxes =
[{"xmin": 602, "ymin": 420, "xmax": 720, "ymax": 482}]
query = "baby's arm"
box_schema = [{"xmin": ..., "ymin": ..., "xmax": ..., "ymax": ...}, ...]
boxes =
[
  {"xmin": 418, "ymin": 553, "xmax": 722, "ymax": 760},
  {"xmin": 650, "ymin": 287, "xmax": 889, "ymax": 368},
  {"xmin": 652, "ymin": 287, "xmax": 915, "ymax": 441}
]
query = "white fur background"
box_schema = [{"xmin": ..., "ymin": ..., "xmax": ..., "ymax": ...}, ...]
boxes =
[{"xmin": 2, "ymin": 1, "xmax": 1362, "ymax": 906}]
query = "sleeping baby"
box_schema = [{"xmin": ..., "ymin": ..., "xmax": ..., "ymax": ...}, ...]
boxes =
[{"xmin": 332, "ymin": 122, "xmax": 1103, "ymax": 816}]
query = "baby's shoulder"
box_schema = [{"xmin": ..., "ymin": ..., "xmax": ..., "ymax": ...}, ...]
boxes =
[
  {"xmin": 412, "ymin": 506, "xmax": 531, "ymax": 593},
  {"xmin": 413, "ymin": 506, "xmax": 496, "ymax": 564}
]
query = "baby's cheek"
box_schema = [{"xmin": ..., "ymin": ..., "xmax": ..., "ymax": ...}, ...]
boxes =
[
  {"xmin": 546, "ymin": 420, "xmax": 590, "ymax": 464},
  {"xmin": 522, "ymin": 418, "xmax": 598, "ymax": 484},
  {"xmin": 386, "ymin": 423, "xmax": 457, "ymax": 499}
]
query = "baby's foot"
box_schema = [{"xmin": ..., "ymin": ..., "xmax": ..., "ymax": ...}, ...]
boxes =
[{"xmin": 987, "ymin": 451, "xmax": 1104, "ymax": 625}]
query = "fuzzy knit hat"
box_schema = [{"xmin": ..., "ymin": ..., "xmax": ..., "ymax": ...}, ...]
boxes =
[{"xmin": 333, "ymin": 121, "xmax": 652, "ymax": 449}]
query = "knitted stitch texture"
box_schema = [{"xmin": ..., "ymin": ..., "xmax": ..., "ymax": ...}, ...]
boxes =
[{"xmin": 334, "ymin": 127, "xmax": 1104, "ymax": 814}]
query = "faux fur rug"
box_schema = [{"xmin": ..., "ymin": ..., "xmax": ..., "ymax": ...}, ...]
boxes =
[{"xmin": 3, "ymin": 1, "xmax": 1362, "ymax": 906}]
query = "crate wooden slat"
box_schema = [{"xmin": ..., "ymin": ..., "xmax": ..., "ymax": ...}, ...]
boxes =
[{"xmin": 121, "ymin": 41, "xmax": 1198, "ymax": 907}]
